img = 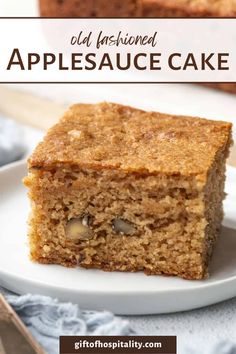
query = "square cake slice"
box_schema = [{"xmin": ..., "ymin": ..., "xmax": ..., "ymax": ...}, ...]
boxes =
[{"xmin": 24, "ymin": 103, "xmax": 232, "ymax": 280}]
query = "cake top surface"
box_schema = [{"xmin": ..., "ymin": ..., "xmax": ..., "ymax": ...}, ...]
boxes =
[
  {"xmin": 29, "ymin": 102, "xmax": 232, "ymax": 180},
  {"xmin": 144, "ymin": 0, "xmax": 236, "ymax": 16}
]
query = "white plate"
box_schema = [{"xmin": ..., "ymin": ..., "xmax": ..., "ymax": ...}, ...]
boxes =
[{"xmin": 0, "ymin": 160, "xmax": 236, "ymax": 315}]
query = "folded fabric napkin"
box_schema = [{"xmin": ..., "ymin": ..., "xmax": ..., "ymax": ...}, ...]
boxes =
[{"xmin": 0, "ymin": 115, "xmax": 26, "ymax": 166}]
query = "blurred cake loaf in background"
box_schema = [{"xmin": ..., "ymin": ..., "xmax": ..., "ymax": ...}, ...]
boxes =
[
  {"xmin": 204, "ymin": 84, "xmax": 236, "ymax": 95},
  {"xmin": 39, "ymin": 0, "xmax": 236, "ymax": 17},
  {"xmin": 39, "ymin": 0, "xmax": 141, "ymax": 17},
  {"xmin": 143, "ymin": 0, "xmax": 236, "ymax": 17}
]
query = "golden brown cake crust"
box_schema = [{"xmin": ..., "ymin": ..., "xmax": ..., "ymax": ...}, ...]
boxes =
[
  {"xmin": 39, "ymin": 0, "xmax": 142, "ymax": 17},
  {"xmin": 29, "ymin": 102, "xmax": 232, "ymax": 180},
  {"xmin": 143, "ymin": 0, "xmax": 236, "ymax": 17}
]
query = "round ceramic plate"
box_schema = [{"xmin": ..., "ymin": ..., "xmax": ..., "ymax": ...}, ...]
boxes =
[{"xmin": 0, "ymin": 160, "xmax": 236, "ymax": 315}]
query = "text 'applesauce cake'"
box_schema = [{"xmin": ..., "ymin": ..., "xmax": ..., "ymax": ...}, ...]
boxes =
[{"xmin": 24, "ymin": 103, "xmax": 232, "ymax": 280}]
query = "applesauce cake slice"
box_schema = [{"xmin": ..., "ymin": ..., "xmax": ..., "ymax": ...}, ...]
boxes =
[{"xmin": 24, "ymin": 102, "xmax": 232, "ymax": 280}]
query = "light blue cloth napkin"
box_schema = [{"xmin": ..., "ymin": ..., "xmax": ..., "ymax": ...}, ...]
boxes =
[
  {"xmin": 4, "ymin": 293, "xmax": 236, "ymax": 354},
  {"xmin": 6, "ymin": 292, "xmax": 236, "ymax": 354},
  {"xmin": 6, "ymin": 294, "xmax": 135, "ymax": 354}
]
